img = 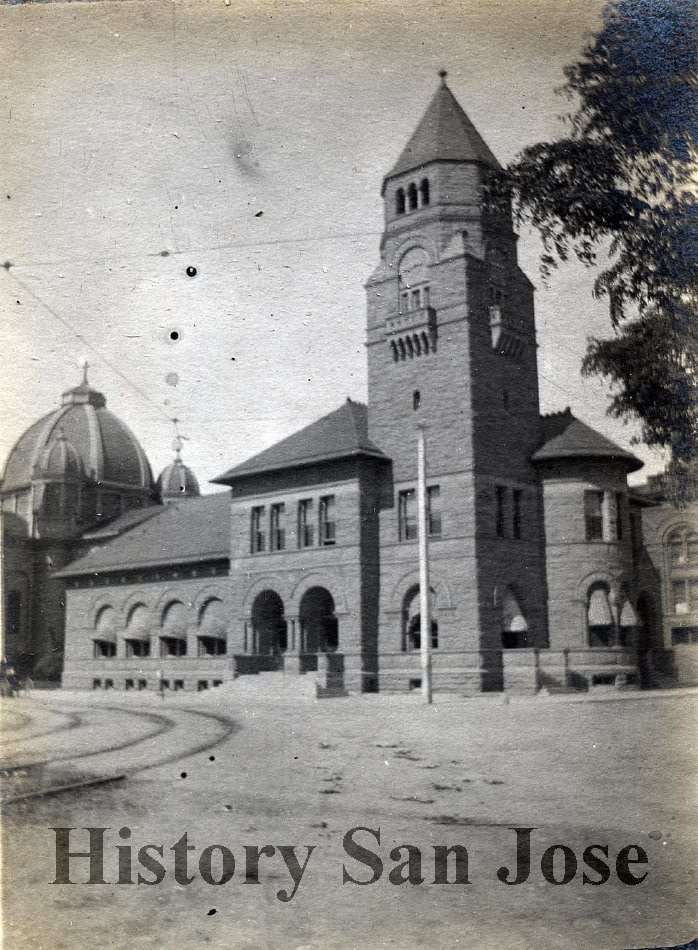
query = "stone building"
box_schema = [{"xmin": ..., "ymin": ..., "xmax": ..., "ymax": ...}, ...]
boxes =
[
  {"xmin": 2, "ymin": 76, "xmax": 693, "ymax": 692},
  {"xmin": 0, "ymin": 371, "xmax": 155, "ymax": 678}
]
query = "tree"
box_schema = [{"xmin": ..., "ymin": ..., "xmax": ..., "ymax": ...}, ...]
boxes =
[{"xmin": 503, "ymin": 0, "xmax": 698, "ymax": 489}]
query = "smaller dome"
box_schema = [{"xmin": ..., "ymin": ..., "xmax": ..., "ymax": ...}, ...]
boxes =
[
  {"xmin": 33, "ymin": 432, "xmax": 83, "ymax": 481},
  {"xmin": 156, "ymin": 458, "xmax": 200, "ymax": 503}
]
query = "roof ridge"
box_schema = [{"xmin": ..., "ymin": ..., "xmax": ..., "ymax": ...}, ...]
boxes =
[
  {"xmin": 212, "ymin": 400, "xmax": 388, "ymax": 483},
  {"xmin": 346, "ymin": 397, "xmax": 362, "ymax": 444}
]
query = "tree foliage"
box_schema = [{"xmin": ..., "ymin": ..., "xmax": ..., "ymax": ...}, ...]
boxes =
[{"xmin": 503, "ymin": 0, "xmax": 698, "ymax": 477}]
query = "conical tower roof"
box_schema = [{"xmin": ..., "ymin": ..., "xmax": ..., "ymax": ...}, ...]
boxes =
[{"xmin": 385, "ymin": 73, "xmax": 501, "ymax": 182}]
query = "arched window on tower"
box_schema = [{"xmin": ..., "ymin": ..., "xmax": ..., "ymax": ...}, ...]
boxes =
[
  {"xmin": 401, "ymin": 584, "xmax": 438, "ymax": 651},
  {"xmin": 407, "ymin": 182, "xmax": 418, "ymax": 211},
  {"xmin": 419, "ymin": 178, "xmax": 430, "ymax": 206},
  {"xmin": 664, "ymin": 526, "xmax": 698, "ymax": 643},
  {"xmin": 495, "ymin": 585, "xmax": 528, "ymax": 648},
  {"xmin": 395, "ymin": 188, "xmax": 406, "ymax": 215},
  {"xmin": 587, "ymin": 583, "xmax": 614, "ymax": 647}
]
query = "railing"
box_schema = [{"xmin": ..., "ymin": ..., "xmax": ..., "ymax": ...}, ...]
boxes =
[{"xmin": 385, "ymin": 306, "xmax": 436, "ymax": 338}]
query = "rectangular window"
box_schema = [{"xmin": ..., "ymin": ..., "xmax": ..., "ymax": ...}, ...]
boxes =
[
  {"xmin": 691, "ymin": 580, "xmax": 698, "ymax": 609},
  {"xmin": 297, "ymin": 499, "xmax": 314, "ymax": 548},
  {"xmin": 270, "ymin": 503, "xmax": 286, "ymax": 551},
  {"xmin": 584, "ymin": 490, "xmax": 604, "ymax": 541},
  {"xmin": 421, "ymin": 285, "xmax": 430, "ymax": 309},
  {"xmin": 125, "ymin": 639, "xmax": 150, "ymax": 658},
  {"xmin": 250, "ymin": 506, "xmax": 265, "ymax": 553},
  {"xmin": 400, "ymin": 291, "xmax": 409, "ymax": 313},
  {"xmin": 398, "ymin": 489, "xmax": 417, "ymax": 541},
  {"xmin": 319, "ymin": 495, "xmax": 336, "ymax": 546},
  {"xmin": 512, "ymin": 489, "xmax": 523, "ymax": 540},
  {"xmin": 93, "ymin": 640, "xmax": 116, "ymax": 659},
  {"xmin": 495, "ymin": 485, "xmax": 506, "ymax": 538},
  {"xmin": 427, "ymin": 485, "xmax": 441, "ymax": 537},
  {"xmin": 160, "ymin": 637, "xmax": 187, "ymax": 657},
  {"xmin": 669, "ymin": 536, "xmax": 684, "ymax": 565},
  {"xmin": 198, "ymin": 636, "xmax": 226, "ymax": 657},
  {"xmin": 672, "ymin": 580, "xmax": 689, "ymax": 614},
  {"xmin": 615, "ymin": 492, "xmax": 624, "ymax": 540}
]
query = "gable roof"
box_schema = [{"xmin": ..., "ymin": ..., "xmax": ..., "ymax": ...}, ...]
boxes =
[
  {"xmin": 212, "ymin": 399, "xmax": 388, "ymax": 483},
  {"xmin": 385, "ymin": 79, "xmax": 501, "ymax": 182},
  {"xmin": 81, "ymin": 504, "xmax": 163, "ymax": 541},
  {"xmin": 56, "ymin": 492, "xmax": 231, "ymax": 577},
  {"xmin": 533, "ymin": 409, "xmax": 643, "ymax": 472}
]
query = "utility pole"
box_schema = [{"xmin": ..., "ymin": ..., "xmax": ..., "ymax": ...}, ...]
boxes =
[
  {"xmin": 416, "ymin": 424, "xmax": 432, "ymax": 704},
  {"xmin": 0, "ymin": 508, "xmax": 5, "ymax": 663}
]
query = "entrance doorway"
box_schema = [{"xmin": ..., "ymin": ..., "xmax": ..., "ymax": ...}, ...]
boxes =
[
  {"xmin": 251, "ymin": 590, "xmax": 287, "ymax": 657},
  {"xmin": 299, "ymin": 587, "xmax": 338, "ymax": 652}
]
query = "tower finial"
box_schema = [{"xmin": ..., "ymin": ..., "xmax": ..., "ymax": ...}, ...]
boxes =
[
  {"xmin": 81, "ymin": 359, "xmax": 89, "ymax": 386},
  {"xmin": 438, "ymin": 69, "xmax": 448, "ymax": 84},
  {"xmin": 171, "ymin": 417, "xmax": 184, "ymax": 462}
]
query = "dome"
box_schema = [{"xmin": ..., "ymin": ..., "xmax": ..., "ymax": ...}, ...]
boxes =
[
  {"xmin": 34, "ymin": 432, "xmax": 83, "ymax": 481},
  {"xmin": 156, "ymin": 458, "xmax": 200, "ymax": 503},
  {"xmin": 2, "ymin": 378, "xmax": 154, "ymax": 493}
]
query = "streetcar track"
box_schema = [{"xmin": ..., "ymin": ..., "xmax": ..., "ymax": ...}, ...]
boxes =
[
  {"xmin": 0, "ymin": 706, "xmax": 176, "ymax": 773},
  {"xmin": 0, "ymin": 709, "xmax": 34, "ymax": 734},
  {"xmin": 1, "ymin": 705, "xmax": 238, "ymax": 804},
  {"xmin": 0, "ymin": 710, "xmax": 83, "ymax": 747},
  {"xmin": 126, "ymin": 706, "xmax": 238, "ymax": 775}
]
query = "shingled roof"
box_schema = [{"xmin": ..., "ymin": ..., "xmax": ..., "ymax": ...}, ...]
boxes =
[
  {"xmin": 385, "ymin": 77, "xmax": 501, "ymax": 182},
  {"xmin": 212, "ymin": 399, "xmax": 388, "ymax": 483},
  {"xmin": 533, "ymin": 409, "xmax": 643, "ymax": 472},
  {"xmin": 81, "ymin": 504, "xmax": 163, "ymax": 541},
  {"xmin": 56, "ymin": 492, "xmax": 231, "ymax": 577}
]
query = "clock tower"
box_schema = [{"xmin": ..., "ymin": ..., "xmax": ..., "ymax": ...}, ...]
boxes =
[{"xmin": 366, "ymin": 74, "xmax": 548, "ymax": 688}]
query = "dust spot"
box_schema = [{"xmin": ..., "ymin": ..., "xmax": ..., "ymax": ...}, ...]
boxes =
[{"xmin": 166, "ymin": 372, "xmax": 179, "ymax": 387}]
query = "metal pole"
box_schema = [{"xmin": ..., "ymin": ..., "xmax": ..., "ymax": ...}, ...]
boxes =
[
  {"xmin": 0, "ymin": 508, "xmax": 5, "ymax": 663},
  {"xmin": 416, "ymin": 424, "xmax": 432, "ymax": 704}
]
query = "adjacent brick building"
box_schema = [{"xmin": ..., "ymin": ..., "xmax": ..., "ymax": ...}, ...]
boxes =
[{"xmin": 2, "ymin": 76, "xmax": 693, "ymax": 693}]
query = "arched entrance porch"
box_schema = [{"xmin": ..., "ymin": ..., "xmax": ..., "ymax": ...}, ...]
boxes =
[
  {"xmin": 251, "ymin": 590, "xmax": 287, "ymax": 657},
  {"xmin": 299, "ymin": 587, "xmax": 338, "ymax": 653}
]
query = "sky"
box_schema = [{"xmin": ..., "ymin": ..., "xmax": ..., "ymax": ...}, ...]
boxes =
[{"xmin": 0, "ymin": 0, "xmax": 667, "ymax": 489}]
